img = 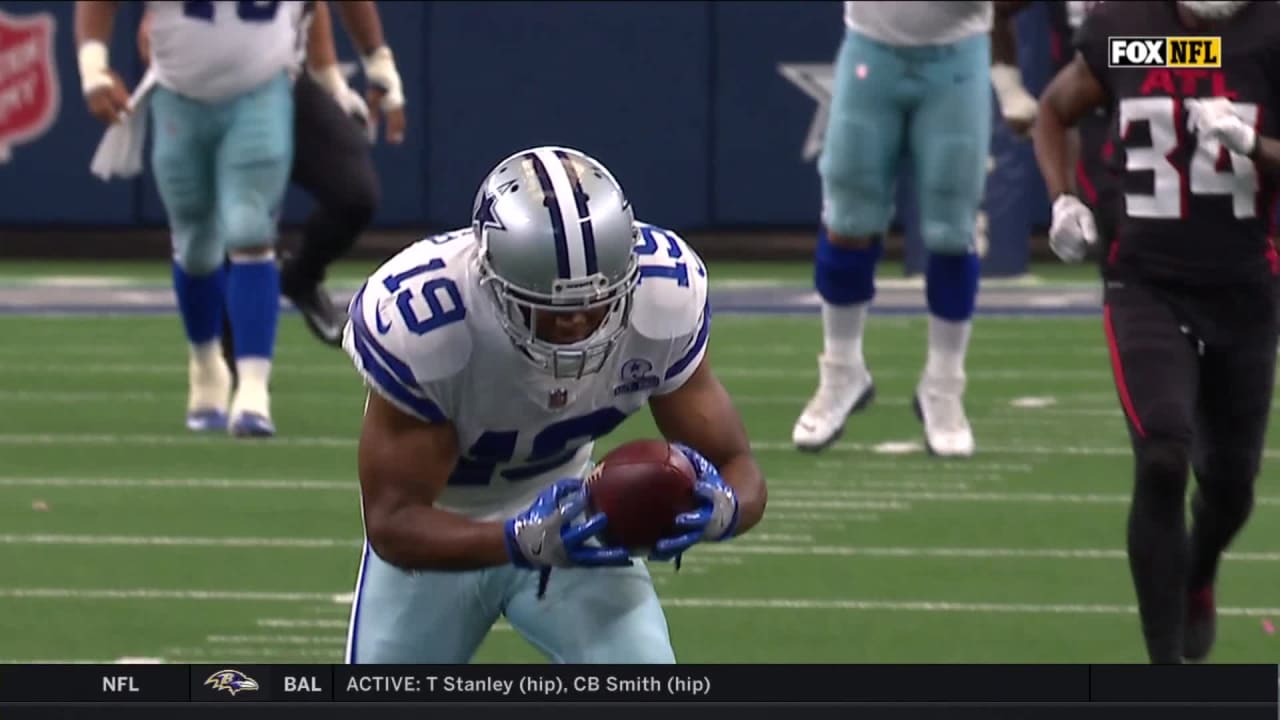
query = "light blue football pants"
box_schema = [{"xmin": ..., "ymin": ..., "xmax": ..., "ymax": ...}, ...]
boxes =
[
  {"xmin": 820, "ymin": 29, "xmax": 992, "ymax": 254},
  {"xmin": 344, "ymin": 541, "xmax": 677, "ymax": 664},
  {"xmin": 149, "ymin": 71, "xmax": 294, "ymax": 275}
]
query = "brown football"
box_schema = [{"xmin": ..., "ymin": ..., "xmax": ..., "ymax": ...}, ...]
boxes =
[{"xmin": 585, "ymin": 439, "xmax": 699, "ymax": 550}]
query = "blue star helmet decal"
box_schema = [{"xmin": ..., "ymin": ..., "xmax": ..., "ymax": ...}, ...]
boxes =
[{"xmin": 474, "ymin": 190, "xmax": 506, "ymax": 235}]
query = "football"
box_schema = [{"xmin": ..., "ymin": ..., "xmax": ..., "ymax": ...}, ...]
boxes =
[{"xmin": 585, "ymin": 439, "xmax": 699, "ymax": 550}]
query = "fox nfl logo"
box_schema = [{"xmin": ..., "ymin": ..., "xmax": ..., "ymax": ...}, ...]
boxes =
[{"xmin": 1108, "ymin": 37, "xmax": 1222, "ymax": 68}]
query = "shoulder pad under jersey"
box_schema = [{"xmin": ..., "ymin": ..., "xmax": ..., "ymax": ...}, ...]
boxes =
[
  {"xmin": 629, "ymin": 223, "xmax": 710, "ymax": 343},
  {"xmin": 342, "ymin": 231, "xmax": 477, "ymax": 422}
]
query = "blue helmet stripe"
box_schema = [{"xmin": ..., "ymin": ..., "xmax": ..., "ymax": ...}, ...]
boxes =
[
  {"xmin": 526, "ymin": 153, "xmax": 573, "ymax": 279},
  {"xmin": 554, "ymin": 149, "xmax": 599, "ymax": 275}
]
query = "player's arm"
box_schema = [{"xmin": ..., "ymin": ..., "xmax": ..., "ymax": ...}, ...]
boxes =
[
  {"xmin": 359, "ymin": 391, "xmax": 626, "ymax": 571},
  {"xmin": 1249, "ymin": 137, "xmax": 1280, "ymax": 175},
  {"xmin": 328, "ymin": 0, "xmax": 406, "ymax": 143},
  {"xmin": 74, "ymin": 1, "xmax": 130, "ymax": 125},
  {"xmin": 358, "ymin": 391, "xmax": 510, "ymax": 569},
  {"xmin": 306, "ymin": 1, "xmax": 341, "ymax": 75},
  {"xmin": 990, "ymin": 1, "xmax": 1036, "ymax": 135},
  {"xmin": 1033, "ymin": 54, "xmax": 1107, "ymax": 200},
  {"xmin": 1033, "ymin": 53, "xmax": 1108, "ymax": 262},
  {"xmin": 304, "ymin": 2, "xmax": 373, "ymax": 128},
  {"xmin": 649, "ymin": 356, "xmax": 768, "ymax": 542}
]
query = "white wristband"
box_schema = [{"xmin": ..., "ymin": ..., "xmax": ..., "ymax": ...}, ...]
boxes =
[
  {"xmin": 308, "ymin": 64, "xmax": 348, "ymax": 98},
  {"xmin": 78, "ymin": 40, "xmax": 114, "ymax": 95},
  {"xmin": 991, "ymin": 64, "xmax": 1029, "ymax": 104},
  {"xmin": 361, "ymin": 46, "xmax": 404, "ymax": 111}
]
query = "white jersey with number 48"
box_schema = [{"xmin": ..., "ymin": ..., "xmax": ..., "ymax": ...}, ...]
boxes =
[
  {"xmin": 343, "ymin": 225, "xmax": 711, "ymax": 521},
  {"xmin": 146, "ymin": 0, "xmax": 306, "ymax": 102}
]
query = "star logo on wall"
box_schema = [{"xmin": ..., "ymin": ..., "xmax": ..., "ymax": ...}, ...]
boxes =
[{"xmin": 777, "ymin": 62, "xmax": 835, "ymax": 162}]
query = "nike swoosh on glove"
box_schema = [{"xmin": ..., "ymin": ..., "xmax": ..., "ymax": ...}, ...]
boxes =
[{"xmin": 504, "ymin": 478, "xmax": 631, "ymax": 569}]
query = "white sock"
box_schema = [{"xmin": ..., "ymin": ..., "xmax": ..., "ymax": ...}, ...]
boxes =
[
  {"xmin": 191, "ymin": 340, "xmax": 223, "ymax": 367},
  {"xmin": 822, "ymin": 302, "xmax": 869, "ymax": 366},
  {"xmin": 234, "ymin": 357, "xmax": 273, "ymax": 416},
  {"xmin": 925, "ymin": 315, "xmax": 971, "ymax": 380}
]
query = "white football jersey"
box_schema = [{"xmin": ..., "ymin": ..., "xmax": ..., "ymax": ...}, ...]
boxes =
[
  {"xmin": 147, "ymin": 1, "xmax": 306, "ymax": 102},
  {"xmin": 343, "ymin": 224, "xmax": 711, "ymax": 521},
  {"xmin": 844, "ymin": 1, "xmax": 993, "ymax": 46}
]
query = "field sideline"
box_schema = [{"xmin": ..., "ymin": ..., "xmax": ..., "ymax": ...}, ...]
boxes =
[{"xmin": 1, "ymin": 259, "xmax": 1278, "ymax": 664}]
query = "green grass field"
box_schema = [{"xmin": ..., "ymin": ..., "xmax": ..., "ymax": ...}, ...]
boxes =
[{"xmin": 1, "ymin": 260, "xmax": 1278, "ymax": 664}]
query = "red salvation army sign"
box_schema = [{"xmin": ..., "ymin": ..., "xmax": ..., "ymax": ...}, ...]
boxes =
[{"xmin": 0, "ymin": 9, "xmax": 59, "ymax": 164}]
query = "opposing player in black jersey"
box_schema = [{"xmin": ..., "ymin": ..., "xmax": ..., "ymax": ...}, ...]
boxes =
[{"xmin": 1032, "ymin": 0, "xmax": 1280, "ymax": 664}]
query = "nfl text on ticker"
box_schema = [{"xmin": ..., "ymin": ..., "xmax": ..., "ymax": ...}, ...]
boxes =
[{"xmin": 335, "ymin": 668, "xmax": 711, "ymax": 701}]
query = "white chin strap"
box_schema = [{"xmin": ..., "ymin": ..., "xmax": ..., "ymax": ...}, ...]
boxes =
[{"xmin": 1178, "ymin": 1, "xmax": 1248, "ymax": 19}]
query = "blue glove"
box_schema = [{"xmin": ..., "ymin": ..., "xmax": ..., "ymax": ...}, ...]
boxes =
[
  {"xmin": 650, "ymin": 444, "xmax": 739, "ymax": 562},
  {"xmin": 505, "ymin": 478, "xmax": 632, "ymax": 569}
]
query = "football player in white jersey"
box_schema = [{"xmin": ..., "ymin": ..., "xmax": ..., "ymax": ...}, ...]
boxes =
[
  {"xmin": 76, "ymin": 0, "xmax": 309, "ymax": 438},
  {"xmin": 791, "ymin": 1, "xmax": 1036, "ymax": 458},
  {"xmin": 341, "ymin": 146, "xmax": 768, "ymax": 663}
]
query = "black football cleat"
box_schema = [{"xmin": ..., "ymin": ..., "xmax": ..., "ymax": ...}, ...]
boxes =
[
  {"xmin": 1182, "ymin": 586, "xmax": 1216, "ymax": 662},
  {"xmin": 281, "ymin": 265, "xmax": 346, "ymax": 348}
]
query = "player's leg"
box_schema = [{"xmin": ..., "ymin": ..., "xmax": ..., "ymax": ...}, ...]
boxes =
[
  {"xmin": 906, "ymin": 34, "xmax": 992, "ymax": 458},
  {"xmin": 1103, "ymin": 282, "xmax": 1200, "ymax": 664},
  {"xmin": 793, "ymin": 29, "xmax": 907, "ymax": 451},
  {"xmin": 149, "ymin": 87, "xmax": 230, "ymax": 432},
  {"xmin": 215, "ymin": 72, "xmax": 295, "ymax": 437},
  {"xmin": 285, "ymin": 72, "xmax": 379, "ymax": 345},
  {"xmin": 345, "ymin": 542, "xmax": 499, "ymax": 663},
  {"xmin": 1183, "ymin": 292, "xmax": 1279, "ymax": 661},
  {"xmin": 501, "ymin": 562, "xmax": 675, "ymax": 663}
]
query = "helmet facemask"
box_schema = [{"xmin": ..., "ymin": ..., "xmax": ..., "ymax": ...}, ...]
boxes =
[{"xmin": 478, "ymin": 244, "xmax": 640, "ymax": 380}]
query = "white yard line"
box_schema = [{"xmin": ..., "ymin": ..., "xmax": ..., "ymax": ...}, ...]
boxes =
[
  {"xmin": 4, "ymin": 534, "xmax": 1280, "ymax": 563},
  {"xmin": 0, "ymin": 587, "xmax": 1276, "ymax": 618}
]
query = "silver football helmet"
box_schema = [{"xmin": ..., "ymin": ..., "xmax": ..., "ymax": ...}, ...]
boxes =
[
  {"xmin": 1177, "ymin": 1, "xmax": 1249, "ymax": 20},
  {"xmin": 472, "ymin": 146, "xmax": 640, "ymax": 379}
]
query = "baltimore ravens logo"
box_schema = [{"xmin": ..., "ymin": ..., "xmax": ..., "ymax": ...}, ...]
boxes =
[{"xmin": 204, "ymin": 669, "xmax": 260, "ymax": 696}]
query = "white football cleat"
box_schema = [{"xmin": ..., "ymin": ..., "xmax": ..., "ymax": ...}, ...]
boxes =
[
  {"xmin": 792, "ymin": 354, "xmax": 876, "ymax": 452},
  {"xmin": 228, "ymin": 375, "xmax": 275, "ymax": 438},
  {"xmin": 913, "ymin": 373, "xmax": 974, "ymax": 458},
  {"xmin": 186, "ymin": 350, "xmax": 231, "ymax": 432}
]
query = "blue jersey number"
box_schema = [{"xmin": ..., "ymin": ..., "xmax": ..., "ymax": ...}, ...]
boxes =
[
  {"xmin": 636, "ymin": 226, "xmax": 704, "ymax": 287},
  {"xmin": 450, "ymin": 408, "xmax": 630, "ymax": 487},
  {"xmin": 183, "ymin": 1, "xmax": 281, "ymax": 22},
  {"xmin": 380, "ymin": 259, "xmax": 467, "ymax": 336}
]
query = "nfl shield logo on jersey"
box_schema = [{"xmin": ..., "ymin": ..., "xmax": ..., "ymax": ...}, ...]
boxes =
[
  {"xmin": 0, "ymin": 9, "xmax": 59, "ymax": 164},
  {"xmin": 548, "ymin": 388, "xmax": 569, "ymax": 409}
]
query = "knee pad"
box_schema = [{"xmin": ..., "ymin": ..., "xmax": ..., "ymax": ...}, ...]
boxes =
[
  {"xmin": 173, "ymin": 231, "xmax": 226, "ymax": 276},
  {"xmin": 918, "ymin": 136, "xmax": 983, "ymax": 255},
  {"xmin": 222, "ymin": 202, "xmax": 277, "ymax": 253},
  {"xmin": 925, "ymin": 252, "xmax": 980, "ymax": 321},
  {"xmin": 815, "ymin": 229, "xmax": 881, "ymax": 305}
]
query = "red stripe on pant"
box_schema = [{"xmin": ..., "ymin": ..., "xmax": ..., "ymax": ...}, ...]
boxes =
[{"xmin": 1102, "ymin": 304, "xmax": 1147, "ymax": 438}]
